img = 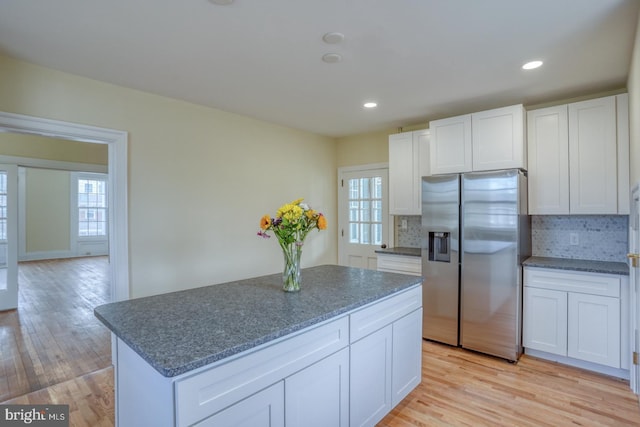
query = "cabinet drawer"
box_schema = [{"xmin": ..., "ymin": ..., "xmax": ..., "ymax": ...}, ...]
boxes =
[
  {"xmin": 175, "ymin": 316, "xmax": 348, "ymax": 427},
  {"xmin": 377, "ymin": 254, "xmax": 422, "ymax": 276},
  {"xmin": 524, "ymin": 267, "xmax": 620, "ymax": 298},
  {"xmin": 350, "ymin": 285, "xmax": 422, "ymax": 343}
]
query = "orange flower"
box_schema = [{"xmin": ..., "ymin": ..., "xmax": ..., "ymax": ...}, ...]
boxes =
[
  {"xmin": 260, "ymin": 215, "xmax": 271, "ymax": 230},
  {"xmin": 317, "ymin": 214, "xmax": 327, "ymax": 230}
]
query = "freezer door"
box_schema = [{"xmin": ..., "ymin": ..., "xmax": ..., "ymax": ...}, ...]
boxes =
[
  {"xmin": 421, "ymin": 174, "xmax": 460, "ymax": 345},
  {"xmin": 461, "ymin": 169, "xmax": 522, "ymax": 361}
]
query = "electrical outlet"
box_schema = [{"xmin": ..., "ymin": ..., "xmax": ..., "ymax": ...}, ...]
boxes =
[
  {"xmin": 570, "ymin": 232, "xmax": 579, "ymax": 246},
  {"xmin": 401, "ymin": 219, "xmax": 408, "ymax": 231}
]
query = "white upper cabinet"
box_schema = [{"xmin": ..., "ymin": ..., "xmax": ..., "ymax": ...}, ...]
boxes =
[
  {"xmin": 429, "ymin": 114, "xmax": 472, "ymax": 175},
  {"xmin": 569, "ymin": 96, "xmax": 618, "ymax": 214},
  {"xmin": 528, "ymin": 94, "xmax": 629, "ymax": 215},
  {"xmin": 527, "ymin": 105, "xmax": 570, "ymax": 214},
  {"xmin": 472, "ymin": 104, "xmax": 525, "ymax": 171},
  {"xmin": 429, "ymin": 104, "xmax": 525, "ymax": 175},
  {"xmin": 388, "ymin": 129, "xmax": 430, "ymax": 215}
]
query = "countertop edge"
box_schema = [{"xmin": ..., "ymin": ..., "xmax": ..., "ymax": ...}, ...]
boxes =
[{"xmin": 523, "ymin": 256, "xmax": 629, "ymax": 276}]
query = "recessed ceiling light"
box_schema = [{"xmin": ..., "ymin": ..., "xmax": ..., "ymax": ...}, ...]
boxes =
[
  {"xmin": 522, "ymin": 60, "xmax": 543, "ymax": 70},
  {"xmin": 209, "ymin": 0, "xmax": 234, "ymax": 5},
  {"xmin": 322, "ymin": 53, "xmax": 342, "ymax": 63},
  {"xmin": 322, "ymin": 32, "xmax": 345, "ymax": 44},
  {"xmin": 364, "ymin": 102, "xmax": 378, "ymax": 109}
]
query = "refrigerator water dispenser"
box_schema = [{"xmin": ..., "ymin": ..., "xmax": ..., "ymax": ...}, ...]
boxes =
[{"xmin": 428, "ymin": 232, "xmax": 450, "ymax": 262}]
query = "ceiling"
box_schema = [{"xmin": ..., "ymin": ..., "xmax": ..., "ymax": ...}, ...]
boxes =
[{"xmin": 0, "ymin": 0, "xmax": 638, "ymax": 138}]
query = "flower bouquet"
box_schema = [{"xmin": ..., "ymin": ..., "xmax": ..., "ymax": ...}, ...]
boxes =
[{"xmin": 258, "ymin": 198, "xmax": 327, "ymax": 292}]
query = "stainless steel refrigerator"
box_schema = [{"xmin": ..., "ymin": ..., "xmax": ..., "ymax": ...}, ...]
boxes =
[{"xmin": 421, "ymin": 169, "xmax": 530, "ymax": 361}]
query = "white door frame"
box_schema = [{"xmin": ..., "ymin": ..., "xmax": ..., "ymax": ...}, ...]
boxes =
[
  {"xmin": 0, "ymin": 111, "xmax": 129, "ymax": 302},
  {"xmin": 337, "ymin": 163, "xmax": 393, "ymax": 266},
  {"xmin": 629, "ymin": 182, "xmax": 640, "ymax": 395}
]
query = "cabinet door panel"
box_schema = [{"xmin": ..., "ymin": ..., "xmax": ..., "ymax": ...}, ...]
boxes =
[
  {"xmin": 389, "ymin": 132, "xmax": 416, "ymax": 215},
  {"xmin": 350, "ymin": 325, "xmax": 393, "ymax": 427},
  {"xmin": 527, "ymin": 106, "xmax": 569, "ymax": 214},
  {"xmin": 285, "ymin": 348, "xmax": 349, "ymax": 427},
  {"xmin": 196, "ymin": 382, "xmax": 284, "ymax": 427},
  {"xmin": 568, "ymin": 96, "xmax": 617, "ymax": 214},
  {"xmin": 568, "ymin": 293, "xmax": 620, "ymax": 368},
  {"xmin": 429, "ymin": 114, "xmax": 472, "ymax": 174},
  {"xmin": 523, "ymin": 287, "xmax": 567, "ymax": 356},
  {"xmin": 472, "ymin": 104, "xmax": 525, "ymax": 171},
  {"xmin": 392, "ymin": 309, "xmax": 422, "ymax": 407}
]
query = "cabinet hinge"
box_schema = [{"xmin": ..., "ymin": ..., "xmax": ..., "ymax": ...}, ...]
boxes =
[{"xmin": 634, "ymin": 352, "xmax": 639, "ymax": 366}]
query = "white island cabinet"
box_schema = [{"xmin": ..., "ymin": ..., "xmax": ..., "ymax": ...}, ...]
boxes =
[{"xmin": 96, "ymin": 266, "xmax": 423, "ymax": 427}]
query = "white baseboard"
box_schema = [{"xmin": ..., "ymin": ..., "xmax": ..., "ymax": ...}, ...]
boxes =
[
  {"xmin": 18, "ymin": 250, "xmax": 107, "ymax": 262},
  {"xmin": 525, "ymin": 348, "xmax": 629, "ymax": 380}
]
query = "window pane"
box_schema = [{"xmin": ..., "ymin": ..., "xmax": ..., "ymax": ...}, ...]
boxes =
[
  {"xmin": 346, "ymin": 175, "xmax": 384, "ymax": 246},
  {"xmin": 78, "ymin": 177, "xmax": 107, "ymax": 237}
]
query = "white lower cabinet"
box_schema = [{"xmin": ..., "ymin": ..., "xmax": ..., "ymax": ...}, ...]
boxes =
[
  {"xmin": 350, "ymin": 304, "xmax": 423, "ymax": 427},
  {"xmin": 567, "ymin": 292, "xmax": 620, "ymax": 367},
  {"xmin": 285, "ymin": 347, "xmax": 350, "ymax": 427},
  {"xmin": 350, "ymin": 325, "xmax": 393, "ymax": 427},
  {"xmin": 523, "ymin": 267, "xmax": 627, "ymax": 376},
  {"xmin": 523, "ymin": 287, "xmax": 567, "ymax": 356},
  {"xmin": 391, "ymin": 309, "xmax": 423, "ymax": 407}
]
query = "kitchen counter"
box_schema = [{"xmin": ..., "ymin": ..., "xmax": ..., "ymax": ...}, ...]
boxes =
[
  {"xmin": 375, "ymin": 246, "xmax": 421, "ymax": 257},
  {"xmin": 523, "ymin": 256, "xmax": 629, "ymax": 276},
  {"xmin": 94, "ymin": 264, "xmax": 422, "ymax": 377},
  {"xmin": 96, "ymin": 264, "xmax": 423, "ymax": 427}
]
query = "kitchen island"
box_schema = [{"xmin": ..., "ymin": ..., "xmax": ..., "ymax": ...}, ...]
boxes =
[{"xmin": 95, "ymin": 265, "xmax": 423, "ymax": 427}]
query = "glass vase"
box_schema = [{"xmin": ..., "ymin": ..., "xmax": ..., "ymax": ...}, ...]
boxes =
[{"xmin": 282, "ymin": 243, "xmax": 302, "ymax": 292}]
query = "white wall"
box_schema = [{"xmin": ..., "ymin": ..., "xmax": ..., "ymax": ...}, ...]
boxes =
[{"xmin": 0, "ymin": 54, "xmax": 338, "ymax": 298}]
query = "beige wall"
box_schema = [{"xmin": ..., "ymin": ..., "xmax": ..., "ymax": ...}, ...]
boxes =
[
  {"xmin": 629, "ymin": 10, "xmax": 640, "ymax": 186},
  {"xmin": 0, "ymin": 54, "xmax": 338, "ymax": 298},
  {"xmin": 25, "ymin": 168, "xmax": 70, "ymax": 253},
  {"xmin": 336, "ymin": 124, "xmax": 428, "ymax": 167},
  {"xmin": 0, "ymin": 133, "xmax": 107, "ymax": 165}
]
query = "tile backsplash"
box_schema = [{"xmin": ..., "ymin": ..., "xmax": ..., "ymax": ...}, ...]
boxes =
[
  {"xmin": 395, "ymin": 214, "xmax": 628, "ymax": 263},
  {"xmin": 531, "ymin": 215, "xmax": 628, "ymax": 262}
]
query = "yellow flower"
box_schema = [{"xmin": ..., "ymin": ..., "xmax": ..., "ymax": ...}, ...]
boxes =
[
  {"xmin": 317, "ymin": 214, "xmax": 327, "ymax": 230},
  {"xmin": 306, "ymin": 209, "xmax": 317, "ymax": 219},
  {"xmin": 260, "ymin": 215, "xmax": 271, "ymax": 230},
  {"xmin": 290, "ymin": 198, "xmax": 304, "ymax": 206},
  {"xmin": 277, "ymin": 203, "xmax": 304, "ymax": 222}
]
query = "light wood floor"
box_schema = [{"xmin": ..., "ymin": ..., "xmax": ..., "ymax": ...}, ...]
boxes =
[
  {"xmin": 1, "ymin": 259, "xmax": 639, "ymax": 426},
  {"xmin": 0, "ymin": 257, "xmax": 112, "ymax": 402},
  {"xmin": 380, "ymin": 341, "xmax": 640, "ymax": 426}
]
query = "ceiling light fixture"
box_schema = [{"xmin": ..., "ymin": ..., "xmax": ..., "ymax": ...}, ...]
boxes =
[
  {"xmin": 322, "ymin": 32, "xmax": 345, "ymax": 44},
  {"xmin": 522, "ymin": 60, "xmax": 543, "ymax": 70},
  {"xmin": 364, "ymin": 102, "xmax": 378, "ymax": 109},
  {"xmin": 322, "ymin": 53, "xmax": 342, "ymax": 63}
]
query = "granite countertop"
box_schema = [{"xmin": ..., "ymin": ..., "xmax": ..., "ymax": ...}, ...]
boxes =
[
  {"xmin": 375, "ymin": 247, "xmax": 421, "ymax": 257},
  {"xmin": 523, "ymin": 256, "xmax": 629, "ymax": 276},
  {"xmin": 94, "ymin": 265, "xmax": 422, "ymax": 378}
]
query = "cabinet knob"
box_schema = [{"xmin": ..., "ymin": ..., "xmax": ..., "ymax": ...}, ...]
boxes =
[{"xmin": 627, "ymin": 253, "xmax": 640, "ymax": 268}]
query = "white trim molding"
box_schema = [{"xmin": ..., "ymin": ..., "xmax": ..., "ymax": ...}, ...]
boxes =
[{"xmin": 0, "ymin": 111, "xmax": 129, "ymax": 302}]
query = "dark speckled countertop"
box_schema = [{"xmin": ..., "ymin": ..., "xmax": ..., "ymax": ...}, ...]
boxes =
[
  {"xmin": 523, "ymin": 256, "xmax": 629, "ymax": 276},
  {"xmin": 375, "ymin": 247, "xmax": 421, "ymax": 257},
  {"xmin": 94, "ymin": 265, "xmax": 422, "ymax": 378}
]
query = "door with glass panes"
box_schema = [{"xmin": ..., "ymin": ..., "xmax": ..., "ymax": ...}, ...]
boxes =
[{"xmin": 338, "ymin": 168, "xmax": 389, "ymax": 269}]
